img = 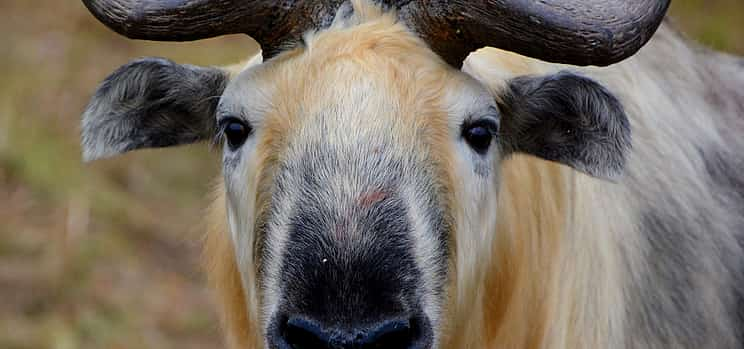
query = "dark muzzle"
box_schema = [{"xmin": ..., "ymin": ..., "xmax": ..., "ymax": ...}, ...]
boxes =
[{"xmin": 270, "ymin": 314, "xmax": 431, "ymax": 349}]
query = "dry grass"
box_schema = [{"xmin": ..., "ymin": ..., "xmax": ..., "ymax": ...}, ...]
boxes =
[{"xmin": 0, "ymin": 1, "xmax": 741, "ymax": 348}]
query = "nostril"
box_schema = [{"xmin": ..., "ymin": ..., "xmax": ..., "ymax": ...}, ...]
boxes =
[
  {"xmin": 281, "ymin": 317, "xmax": 330, "ymax": 349},
  {"xmin": 273, "ymin": 315, "xmax": 428, "ymax": 349},
  {"xmin": 358, "ymin": 318, "xmax": 420, "ymax": 349}
]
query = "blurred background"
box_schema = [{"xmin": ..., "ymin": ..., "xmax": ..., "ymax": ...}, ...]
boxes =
[{"xmin": 0, "ymin": 1, "xmax": 742, "ymax": 348}]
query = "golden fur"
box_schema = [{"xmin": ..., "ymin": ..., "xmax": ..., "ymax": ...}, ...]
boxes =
[
  {"xmin": 204, "ymin": 2, "xmax": 744, "ymax": 348},
  {"xmin": 204, "ymin": 186, "xmax": 260, "ymax": 348},
  {"xmin": 207, "ymin": 3, "xmax": 463, "ymax": 347},
  {"xmin": 203, "ymin": 3, "xmax": 600, "ymax": 347}
]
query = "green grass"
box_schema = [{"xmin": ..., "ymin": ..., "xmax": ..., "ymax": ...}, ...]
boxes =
[{"xmin": 0, "ymin": 0, "xmax": 741, "ymax": 348}]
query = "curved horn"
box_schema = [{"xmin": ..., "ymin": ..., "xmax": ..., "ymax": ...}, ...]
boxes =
[
  {"xmin": 80, "ymin": 0, "xmax": 345, "ymax": 58},
  {"xmin": 82, "ymin": 0, "xmax": 670, "ymax": 67},
  {"xmin": 400, "ymin": 0, "xmax": 671, "ymax": 67}
]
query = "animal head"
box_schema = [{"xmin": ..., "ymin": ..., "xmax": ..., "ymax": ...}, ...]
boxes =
[{"xmin": 80, "ymin": 1, "xmax": 667, "ymax": 347}]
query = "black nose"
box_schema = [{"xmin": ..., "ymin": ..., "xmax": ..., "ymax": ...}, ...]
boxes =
[{"xmin": 271, "ymin": 315, "xmax": 430, "ymax": 349}]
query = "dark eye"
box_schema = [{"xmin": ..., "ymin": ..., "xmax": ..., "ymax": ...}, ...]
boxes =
[
  {"xmin": 221, "ymin": 118, "xmax": 251, "ymax": 150},
  {"xmin": 463, "ymin": 120, "xmax": 497, "ymax": 154}
]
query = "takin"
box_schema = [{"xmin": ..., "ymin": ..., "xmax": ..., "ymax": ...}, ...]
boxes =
[{"xmin": 79, "ymin": 0, "xmax": 744, "ymax": 348}]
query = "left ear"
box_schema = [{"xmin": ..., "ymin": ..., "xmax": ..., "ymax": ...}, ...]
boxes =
[
  {"xmin": 497, "ymin": 71, "xmax": 631, "ymax": 180},
  {"xmin": 81, "ymin": 58, "xmax": 229, "ymax": 162}
]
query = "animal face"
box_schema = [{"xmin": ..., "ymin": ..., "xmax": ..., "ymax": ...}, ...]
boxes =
[
  {"xmin": 217, "ymin": 18, "xmax": 499, "ymax": 348},
  {"xmin": 81, "ymin": 8, "xmax": 631, "ymax": 349}
]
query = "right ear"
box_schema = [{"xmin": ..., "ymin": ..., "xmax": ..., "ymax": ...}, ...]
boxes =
[
  {"xmin": 496, "ymin": 71, "xmax": 631, "ymax": 180},
  {"xmin": 81, "ymin": 57, "xmax": 229, "ymax": 161}
]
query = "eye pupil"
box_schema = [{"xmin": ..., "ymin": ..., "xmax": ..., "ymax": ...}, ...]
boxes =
[
  {"xmin": 223, "ymin": 119, "xmax": 250, "ymax": 149},
  {"xmin": 463, "ymin": 124, "xmax": 495, "ymax": 154}
]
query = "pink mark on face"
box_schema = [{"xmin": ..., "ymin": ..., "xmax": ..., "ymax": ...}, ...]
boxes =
[{"xmin": 357, "ymin": 190, "xmax": 388, "ymax": 208}]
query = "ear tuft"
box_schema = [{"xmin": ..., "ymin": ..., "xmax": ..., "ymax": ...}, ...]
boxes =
[
  {"xmin": 81, "ymin": 57, "xmax": 229, "ymax": 162},
  {"xmin": 498, "ymin": 71, "xmax": 631, "ymax": 180}
]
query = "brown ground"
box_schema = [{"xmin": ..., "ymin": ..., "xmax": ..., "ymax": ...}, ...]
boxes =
[{"xmin": 0, "ymin": 1, "xmax": 742, "ymax": 348}]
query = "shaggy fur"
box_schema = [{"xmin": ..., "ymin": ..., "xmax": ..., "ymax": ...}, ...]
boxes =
[
  {"xmin": 465, "ymin": 24, "xmax": 744, "ymax": 349},
  {"xmin": 80, "ymin": 1, "xmax": 744, "ymax": 348},
  {"xmin": 205, "ymin": 8, "xmax": 744, "ymax": 349}
]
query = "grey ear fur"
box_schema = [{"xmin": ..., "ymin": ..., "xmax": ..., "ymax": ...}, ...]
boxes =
[
  {"xmin": 497, "ymin": 71, "xmax": 632, "ymax": 181},
  {"xmin": 81, "ymin": 57, "xmax": 229, "ymax": 161}
]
